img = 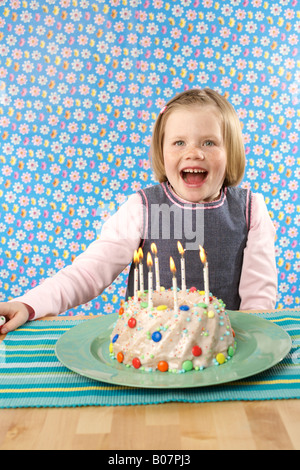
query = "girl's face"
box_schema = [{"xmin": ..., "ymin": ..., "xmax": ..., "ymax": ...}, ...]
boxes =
[{"xmin": 162, "ymin": 105, "xmax": 227, "ymax": 203}]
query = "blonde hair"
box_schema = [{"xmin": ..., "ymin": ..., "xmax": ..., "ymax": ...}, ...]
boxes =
[{"xmin": 150, "ymin": 88, "xmax": 245, "ymax": 187}]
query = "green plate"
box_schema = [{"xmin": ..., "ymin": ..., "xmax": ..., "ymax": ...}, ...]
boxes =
[{"xmin": 55, "ymin": 311, "xmax": 291, "ymax": 389}]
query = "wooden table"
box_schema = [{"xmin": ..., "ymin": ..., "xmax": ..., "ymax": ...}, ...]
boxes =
[{"xmin": 0, "ymin": 315, "xmax": 299, "ymax": 451}]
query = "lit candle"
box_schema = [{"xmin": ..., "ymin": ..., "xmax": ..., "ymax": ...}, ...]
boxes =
[
  {"xmin": 170, "ymin": 257, "xmax": 178, "ymax": 313},
  {"xmin": 151, "ymin": 243, "xmax": 160, "ymax": 292},
  {"xmin": 138, "ymin": 247, "xmax": 144, "ymax": 294},
  {"xmin": 147, "ymin": 252, "xmax": 153, "ymax": 309},
  {"xmin": 177, "ymin": 241, "xmax": 186, "ymax": 292},
  {"xmin": 199, "ymin": 245, "xmax": 209, "ymax": 304},
  {"xmin": 133, "ymin": 250, "xmax": 139, "ymax": 302}
]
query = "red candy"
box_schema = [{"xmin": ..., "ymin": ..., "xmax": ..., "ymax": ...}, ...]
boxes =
[
  {"xmin": 128, "ymin": 317, "xmax": 136, "ymax": 328},
  {"xmin": 189, "ymin": 286, "xmax": 197, "ymax": 293},
  {"xmin": 192, "ymin": 345, "xmax": 202, "ymax": 357},
  {"xmin": 132, "ymin": 357, "xmax": 141, "ymax": 369}
]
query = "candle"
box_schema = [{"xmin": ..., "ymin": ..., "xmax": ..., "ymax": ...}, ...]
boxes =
[
  {"xmin": 170, "ymin": 257, "xmax": 178, "ymax": 313},
  {"xmin": 151, "ymin": 243, "xmax": 160, "ymax": 292},
  {"xmin": 138, "ymin": 247, "xmax": 144, "ymax": 294},
  {"xmin": 147, "ymin": 252, "xmax": 153, "ymax": 309},
  {"xmin": 133, "ymin": 250, "xmax": 139, "ymax": 302},
  {"xmin": 177, "ymin": 241, "xmax": 186, "ymax": 292},
  {"xmin": 199, "ymin": 245, "xmax": 209, "ymax": 304}
]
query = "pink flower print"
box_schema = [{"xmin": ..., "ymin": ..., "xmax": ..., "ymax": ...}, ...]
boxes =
[
  {"xmin": 118, "ymin": 170, "xmax": 129, "ymax": 180},
  {"xmin": 81, "ymin": 134, "xmax": 91, "ymax": 144},
  {"xmin": 70, "ymin": 171, "xmax": 80, "ymax": 182},
  {"xmin": 15, "ymin": 24, "xmax": 25, "ymax": 35},
  {"xmin": 32, "ymin": 135, "xmax": 42, "ymax": 146},
  {"xmin": 52, "ymin": 212, "xmax": 63, "ymax": 223},
  {"xmin": 128, "ymin": 33, "xmax": 138, "ymax": 44},
  {"xmin": 171, "ymin": 77, "xmax": 183, "ymax": 89},
  {"xmin": 19, "ymin": 124, "xmax": 29, "ymax": 135},
  {"xmin": 288, "ymin": 228, "xmax": 298, "ymax": 238},
  {"xmin": 131, "ymin": 181, "xmax": 142, "ymax": 192},
  {"xmin": 170, "ymin": 28, "xmax": 181, "ymax": 39},
  {"xmin": 103, "ymin": 303, "xmax": 114, "ymax": 314},
  {"xmin": 68, "ymin": 122, "xmax": 78, "ymax": 133},
  {"xmin": 221, "ymin": 77, "xmax": 231, "ymax": 88},
  {"xmin": 55, "ymin": 259, "xmax": 65, "ymax": 269},
  {"xmin": 288, "ymin": 180, "xmax": 298, "ymax": 191},
  {"xmin": 79, "ymin": 84, "xmax": 90, "ymax": 95},
  {"xmin": 67, "ymin": 195, "xmax": 78, "ymax": 205},
  {"xmin": 37, "ymin": 232, "xmax": 47, "ymax": 242},
  {"xmin": 19, "ymin": 196, "xmax": 29, "ymax": 206},
  {"xmin": 21, "ymin": 243, "xmax": 32, "ymax": 254},
  {"xmin": 8, "ymin": 260, "xmax": 18, "ymax": 271},
  {"xmin": 84, "ymin": 230, "xmax": 94, "ymax": 241},
  {"xmin": 71, "ymin": 219, "xmax": 82, "ymax": 230},
  {"xmin": 114, "ymin": 145, "xmax": 124, "ymax": 155},
  {"xmin": 46, "ymin": 65, "xmax": 57, "ymax": 77},
  {"xmin": 82, "ymin": 183, "xmax": 93, "ymax": 193},
  {"xmin": 66, "ymin": 73, "xmax": 76, "ymax": 84},
  {"xmin": 69, "ymin": 242, "xmax": 80, "ymax": 253},
  {"xmin": 284, "ymin": 204, "xmax": 295, "ymax": 214},
  {"xmin": 48, "ymin": 115, "xmax": 59, "ymax": 126}
]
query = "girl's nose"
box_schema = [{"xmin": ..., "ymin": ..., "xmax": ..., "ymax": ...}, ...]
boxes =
[{"xmin": 185, "ymin": 147, "xmax": 205, "ymax": 160}]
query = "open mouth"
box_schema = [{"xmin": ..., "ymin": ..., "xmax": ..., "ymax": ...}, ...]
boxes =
[{"xmin": 180, "ymin": 168, "xmax": 208, "ymax": 186}]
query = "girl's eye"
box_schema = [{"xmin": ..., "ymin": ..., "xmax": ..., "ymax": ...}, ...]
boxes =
[
  {"xmin": 203, "ymin": 140, "xmax": 214, "ymax": 147},
  {"xmin": 174, "ymin": 140, "xmax": 185, "ymax": 146}
]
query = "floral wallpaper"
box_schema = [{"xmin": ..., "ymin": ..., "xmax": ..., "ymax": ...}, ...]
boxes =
[{"xmin": 0, "ymin": 0, "xmax": 299, "ymax": 315}]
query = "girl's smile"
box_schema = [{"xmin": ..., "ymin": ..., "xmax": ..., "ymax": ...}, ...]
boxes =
[{"xmin": 162, "ymin": 105, "xmax": 227, "ymax": 203}]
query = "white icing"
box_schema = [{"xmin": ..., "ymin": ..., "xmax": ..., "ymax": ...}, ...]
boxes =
[{"xmin": 110, "ymin": 290, "xmax": 236, "ymax": 372}]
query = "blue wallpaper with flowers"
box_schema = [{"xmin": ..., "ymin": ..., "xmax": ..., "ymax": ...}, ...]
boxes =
[{"xmin": 0, "ymin": 0, "xmax": 299, "ymax": 316}]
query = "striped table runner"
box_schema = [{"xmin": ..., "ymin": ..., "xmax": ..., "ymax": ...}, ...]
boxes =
[{"xmin": 0, "ymin": 310, "xmax": 299, "ymax": 408}]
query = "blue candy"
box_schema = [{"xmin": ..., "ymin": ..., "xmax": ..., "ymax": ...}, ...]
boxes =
[
  {"xmin": 112, "ymin": 334, "xmax": 119, "ymax": 343},
  {"xmin": 179, "ymin": 305, "xmax": 190, "ymax": 311},
  {"xmin": 151, "ymin": 331, "xmax": 162, "ymax": 342}
]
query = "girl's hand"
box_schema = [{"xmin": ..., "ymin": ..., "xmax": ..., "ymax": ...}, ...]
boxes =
[{"xmin": 0, "ymin": 302, "xmax": 32, "ymax": 334}]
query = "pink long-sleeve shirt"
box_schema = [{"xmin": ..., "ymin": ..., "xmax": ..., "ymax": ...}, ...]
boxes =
[{"xmin": 14, "ymin": 190, "xmax": 277, "ymax": 319}]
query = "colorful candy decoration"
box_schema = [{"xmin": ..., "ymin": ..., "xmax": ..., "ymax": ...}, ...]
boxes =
[
  {"xmin": 132, "ymin": 357, "xmax": 141, "ymax": 369},
  {"xmin": 128, "ymin": 318, "xmax": 136, "ymax": 328},
  {"xmin": 157, "ymin": 361, "xmax": 169, "ymax": 372},
  {"xmin": 151, "ymin": 331, "xmax": 162, "ymax": 342},
  {"xmin": 192, "ymin": 346, "xmax": 202, "ymax": 357},
  {"xmin": 117, "ymin": 352, "xmax": 124, "ymax": 363}
]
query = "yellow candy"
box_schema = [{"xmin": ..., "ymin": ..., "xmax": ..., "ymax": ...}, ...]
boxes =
[
  {"xmin": 207, "ymin": 311, "xmax": 215, "ymax": 319},
  {"xmin": 109, "ymin": 343, "xmax": 114, "ymax": 354},
  {"xmin": 157, "ymin": 305, "xmax": 167, "ymax": 311},
  {"xmin": 216, "ymin": 353, "xmax": 226, "ymax": 365}
]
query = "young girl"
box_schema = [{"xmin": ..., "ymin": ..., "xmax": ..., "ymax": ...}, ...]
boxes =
[{"xmin": 0, "ymin": 88, "xmax": 277, "ymax": 334}]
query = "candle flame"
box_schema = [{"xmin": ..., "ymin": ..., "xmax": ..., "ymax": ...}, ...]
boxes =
[
  {"xmin": 199, "ymin": 245, "xmax": 207, "ymax": 264},
  {"xmin": 151, "ymin": 243, "xmax": 157, "ymax": 255},
  {"xmin": 170, "ymin": 256, "xmax": 176, "ymax": 274},
  {"xmin": 134, "ymin": 250, "xmax": 139, "ymax": 265},
  {"xmin": 138, "ymin": 247, "xmax": 143, "ymax": 261},
  {"xmin": 177, "ymin": 241, "xmax": 184, "ymax": 256},
  {"xmin": 147, "ymin": 252, "xmax": 153, "ymax": 268}
]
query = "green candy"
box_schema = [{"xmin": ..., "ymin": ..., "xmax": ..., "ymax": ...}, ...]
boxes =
[{"xmin": 182, "ymin": 360, "xmax": 193, "ymax": 372}]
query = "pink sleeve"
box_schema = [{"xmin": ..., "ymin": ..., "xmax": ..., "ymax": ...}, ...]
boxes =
[
  {"xmin": 13, "ymin": 193, "xmax": 143, "ymax": 319},
  {"xmin": 239, "ymin": 192, "xmax": 277, "ymax": 310}
]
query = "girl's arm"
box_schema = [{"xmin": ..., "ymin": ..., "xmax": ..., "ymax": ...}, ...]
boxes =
[
  {"xmin": 239, "ymin": 192, "xmax": 277, "ymax": 310},
  {"xmin": 10, "ymin": 193, "xmax": 143, "ymax": 320}
]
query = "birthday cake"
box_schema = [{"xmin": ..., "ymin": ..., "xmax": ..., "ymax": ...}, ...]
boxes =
[{"xmin": 109, "ymin": 288, "xmax": 236, "ymax": 373}]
